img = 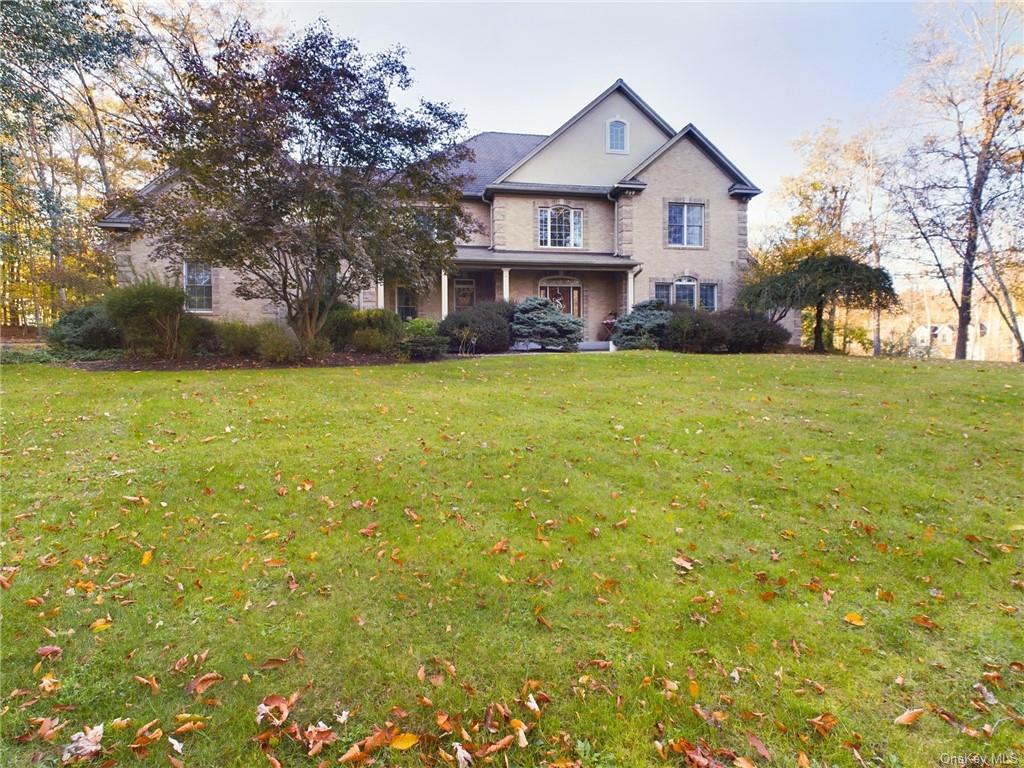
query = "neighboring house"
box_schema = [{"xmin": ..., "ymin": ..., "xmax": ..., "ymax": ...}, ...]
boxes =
[{"xmin": 99, "ymin": 79, "xmax": 762, "ymax": 346}]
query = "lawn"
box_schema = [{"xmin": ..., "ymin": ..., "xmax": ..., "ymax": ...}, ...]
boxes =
[{"xmin": 1, "ymin": 352, "xmax": 1021, "ymax": 768}]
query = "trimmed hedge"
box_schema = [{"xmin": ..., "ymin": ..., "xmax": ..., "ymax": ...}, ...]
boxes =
[
  {"xmin": 352, "ymin": 328, "xmax": 391, "ymax": 353},
  {"xmin": 105, "ymin": 280, "xmax": 189, "ymax": 358},
  {"xmin": 611, "ymin": 301, "xmax": 790, "ymax": 354},
  {"xmin": 322, "ymin": 307, "xmax": 403, "ymax": 351},
  {"xmin": 255, "ymin": 322, "xmax": 299, "ymax": 364},
  {"xmin": 511, "ymin": 297, "xmax": 582, "ymax": 352},
  {"xmin": 215, "ymin": 321, "xmax": 261, "ymax": 357},
  {"xmin": 437, "ymin": 301, "xmax": 515, "ymax": 354},
  {"xmin": 715, "ymin": 308, "xmax": 791, "ymax": 353},
  {"xmin": 662, "ymin": 306, "xmax": 730, "ymax": 353}
]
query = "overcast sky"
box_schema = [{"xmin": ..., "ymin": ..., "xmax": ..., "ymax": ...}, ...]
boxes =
[{"xmin": 260, "ymin": 2, "xmax": 924, "ymax": 239}]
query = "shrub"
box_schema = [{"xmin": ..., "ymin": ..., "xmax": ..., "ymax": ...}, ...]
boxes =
[
  {"xmin": 399, "ymin": 334, "xmax": 448, "ymax": 361},
  {"xmin": 611, "ymin": 299, "xmax": 672, "ymax": 349},
  {"xmin": 1, "ymin": 346, "xmax": 121, "ymax": 364},
  {"xmin": 437, "ymin": 301, "xmax": 514, "ymax": 354},
  {"xmin": 715, "ymin": 308, "xmax": 791, "ymax": 353},
  {"xmin": 662, "ymin": 306, "xmax": 729, "ymax": 353},
  {"xmin": 511, "ymin": 297, "xmax": 583, "ymax": 351},
  {"xmin": 322, "ymin": 307, "xmax": 403, "ymax": 351},
  {"xmin": 306, "ymin": 336, "xmax": 333, "ymax": 361},
  {"xmin": 321, "ymin": 305, "xmax": 358, "ymax": 350},
  {"xmin": 47, "ymin": 305, "xmax": 120, "ymax": 351},
  {"xmin": 404, "ymin": 317, "xmax": 439, "ymax": 338},
  {"xmin": 255, "ymin": 322, "xmax": 299, "ymax": 364},
  {"xmin": 216, "ymin": 321, "xmax": 261, "ymax": 357},
  {"xmin": 351, "ymin": 328, "xmax": 391, "ymax": 354},
  {"xmin": 179, "ymin": 314, "xmax": 219, "ymax": 355},
  {"xmin": 105, "ymin": 280, "xmax": 188, "ymax": 357}
]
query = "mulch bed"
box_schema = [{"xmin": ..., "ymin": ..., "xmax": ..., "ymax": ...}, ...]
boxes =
[{"xmin": 69, "ymin": 351, "xmax": 404, "ymax": 372}]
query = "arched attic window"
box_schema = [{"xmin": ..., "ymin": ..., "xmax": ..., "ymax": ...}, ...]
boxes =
[{"xmin": 607, "ymin": 119, "xmax": 628, "ymax": 153}]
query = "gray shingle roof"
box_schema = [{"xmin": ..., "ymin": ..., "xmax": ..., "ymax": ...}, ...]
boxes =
[
  {"xmin": 455, "ymin": 246, "xmax": 638, "ymax": 269},
  {"xmin": 455, "ymin": 132, "xmax": 547, "ymax": 197}
]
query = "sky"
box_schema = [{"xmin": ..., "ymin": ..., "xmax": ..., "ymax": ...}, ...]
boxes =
[{"xmin": 259, "ymin": 1, "xmax": 925, "ymax": 240}]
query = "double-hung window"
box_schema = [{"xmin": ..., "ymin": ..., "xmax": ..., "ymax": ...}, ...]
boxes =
[
  {"xmin": 653, "ymin": 282, "xmax": 672, "ymax": 305},
  {"xmin": 184, "ymin": 261, "xmax": 213, "ymax": 312},
  {"xmin": 674, "ymin": 278, "xmax": 697, "ymax": 308},
  {"xmin": 699, "ymin": 283, "xmax": 718, "ymax": 311},
  {"xmin": 667, "ymin": 202, "xmax": 704, "ymax": 247},
  {"xmin": 538, "ymin": 206, "xmax": 582, "ymax": 248}
]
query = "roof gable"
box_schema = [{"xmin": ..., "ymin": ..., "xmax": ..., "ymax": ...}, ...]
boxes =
[
  {"xmin": 621, "ymin": 124, "xmax": 761, "ymax": 198},
  {"xmin": 494, "ymin": 80, "xmax": 675, "ymax": 188}
]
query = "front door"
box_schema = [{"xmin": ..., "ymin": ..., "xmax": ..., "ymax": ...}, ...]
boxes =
[{"xmin": 540, "ymin": 283, "xmax": 582, "ymax": 316}]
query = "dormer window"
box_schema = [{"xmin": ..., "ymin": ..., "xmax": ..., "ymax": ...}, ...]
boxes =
[{"xmin": 607, "ymin": 119, "xmax": 628, "ymax": 153}]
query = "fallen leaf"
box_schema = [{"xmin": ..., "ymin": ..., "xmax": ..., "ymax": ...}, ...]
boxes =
[
  {"xmin": 61, "ymin": 724, "xmax": 104, "ymax": 762},
  {"xmin": 894, "ymin": 708, "xmax": 925, "ymax": 726},
  {"xmin": 844, "ymin": 612, "xmax": 866, "ymax": 627},
  {"xmin": 390, "ymin": 732, "xmax": 420, "ymax": 750},
  {"xmin": 807, "ymin": 712, "xmax": 838, "ymax": 737},
  {"xmin": 185, "ymin": 671, "xmax": 224, "ymax": 696}
]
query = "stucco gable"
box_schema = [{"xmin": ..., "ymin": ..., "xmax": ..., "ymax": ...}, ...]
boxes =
[{"xmin": 498, "ymin": 80, "xmax": 675, "ymax": 188}]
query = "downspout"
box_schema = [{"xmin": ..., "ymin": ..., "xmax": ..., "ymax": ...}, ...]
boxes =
[{"xmin": 481, "ymin": 190, "xmax": 493, "ymax": 251}]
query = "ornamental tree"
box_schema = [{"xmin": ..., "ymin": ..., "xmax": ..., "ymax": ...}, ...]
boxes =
[
  {"xmin": 740, "ymin": 252, "xmax": 898, "ymax": 353},
  {"xmin": 128, "ymin": 21, "xmax": 472, "ymax": 350},
  {"xmin": 511, "ymin": 297, "xmax": 583, "ymax": 352}
]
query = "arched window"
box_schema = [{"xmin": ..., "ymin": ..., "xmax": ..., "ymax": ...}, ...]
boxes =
[
  {"xmin": 607, "ymin": 119, "xmax": 628, "ymax": 153},
  {"xmin": 539, "ymin": 276, "xmax": 582, "ymax": 317},
  {"xmin": 538, "ymin": 205, "xmax": 583, "ymax": 248}
]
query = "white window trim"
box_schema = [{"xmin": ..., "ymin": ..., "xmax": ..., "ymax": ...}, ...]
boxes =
[
  {"xmin": 183, "ymin": 261, "xmax": 213, "ymax": 313},
  {"xmin": 673, "ymin": 277, "xmax": 698, "ymax": 308},
  {"xmin": 606, "ymin": 118, "xmax": 629, "ymax": 154},
  {"xmin": 699, "ymin": 282, "xmax": 718, "ymax": 312},
  {"xmin": 667, "ymin": 202, "xmax": 705, "ymax": 248},
  {"xmin": 537, "ymin": 205, "xmax": 583, "ymax": 249}
]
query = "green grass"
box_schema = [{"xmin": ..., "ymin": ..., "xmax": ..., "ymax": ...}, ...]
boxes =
[{"xmin": 1, "ymin": 353, "xmax": 1021, "ymax": 767}]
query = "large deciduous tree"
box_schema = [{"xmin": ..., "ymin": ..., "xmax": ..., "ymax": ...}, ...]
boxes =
[
  {"xmin": 130, "ymin": 22, "xmax": 472, "ymax": 350},
  {"xmin": 891, "ymin": 3, "xmax": 1023, "ymax": 361}
]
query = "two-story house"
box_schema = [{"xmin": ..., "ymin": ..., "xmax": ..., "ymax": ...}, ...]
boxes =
[{"xmin": 100, "ymin": 79, "xmax": 761, "ymax": 347}]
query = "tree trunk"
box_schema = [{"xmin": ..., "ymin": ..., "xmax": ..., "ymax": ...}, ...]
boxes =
[
  {"xmin": 872, "ymin": 306, "xmax": 881, "ymax": 357},
  {"xmin": 954, "ymin": 227, "xmax": 976, "ymax": 360},
  {"xmin": 813, "ymin": 299, "xmax": 826, "ymax": 353}
]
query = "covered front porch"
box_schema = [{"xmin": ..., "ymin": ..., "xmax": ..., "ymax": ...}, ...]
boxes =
[{"xmin": 370, "ymin": 248, "xmax": 640, "ymax": 344}]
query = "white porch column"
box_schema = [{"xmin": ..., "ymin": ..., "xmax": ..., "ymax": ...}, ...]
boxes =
[
  {"xmin": 376, "ymin": 279, "xmax": 385, "ymax": 309},
  {"xmin": 440, "ymin": 270, "xmax": 449, "ymax": 319},
  {"xmin": 626, "ymin": 269, "xmax": 635, "ymax": 313},
  {"xmin": 502, "ymin": 268, "xmax": 510, "ymax": 301}
]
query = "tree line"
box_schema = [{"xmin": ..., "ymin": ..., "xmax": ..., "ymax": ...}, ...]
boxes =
[{"xmin": 745, "ymin": 3, "xmax": 1022, "ymax": 361}]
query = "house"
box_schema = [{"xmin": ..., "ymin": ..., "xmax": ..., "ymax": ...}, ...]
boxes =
[{"xmin": 99, "ymin": 79, "xmax": 762, "ymax": 346}]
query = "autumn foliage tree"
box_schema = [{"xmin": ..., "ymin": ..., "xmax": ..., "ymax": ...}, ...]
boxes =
[{"xmin": 129, "ymin": 22, "xmax": 472, "ymax": 350}]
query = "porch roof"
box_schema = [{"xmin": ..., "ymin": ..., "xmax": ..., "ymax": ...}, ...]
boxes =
[{"xmin": 454, "ymin": 246, "xmax": 638, "ymax": 270}]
